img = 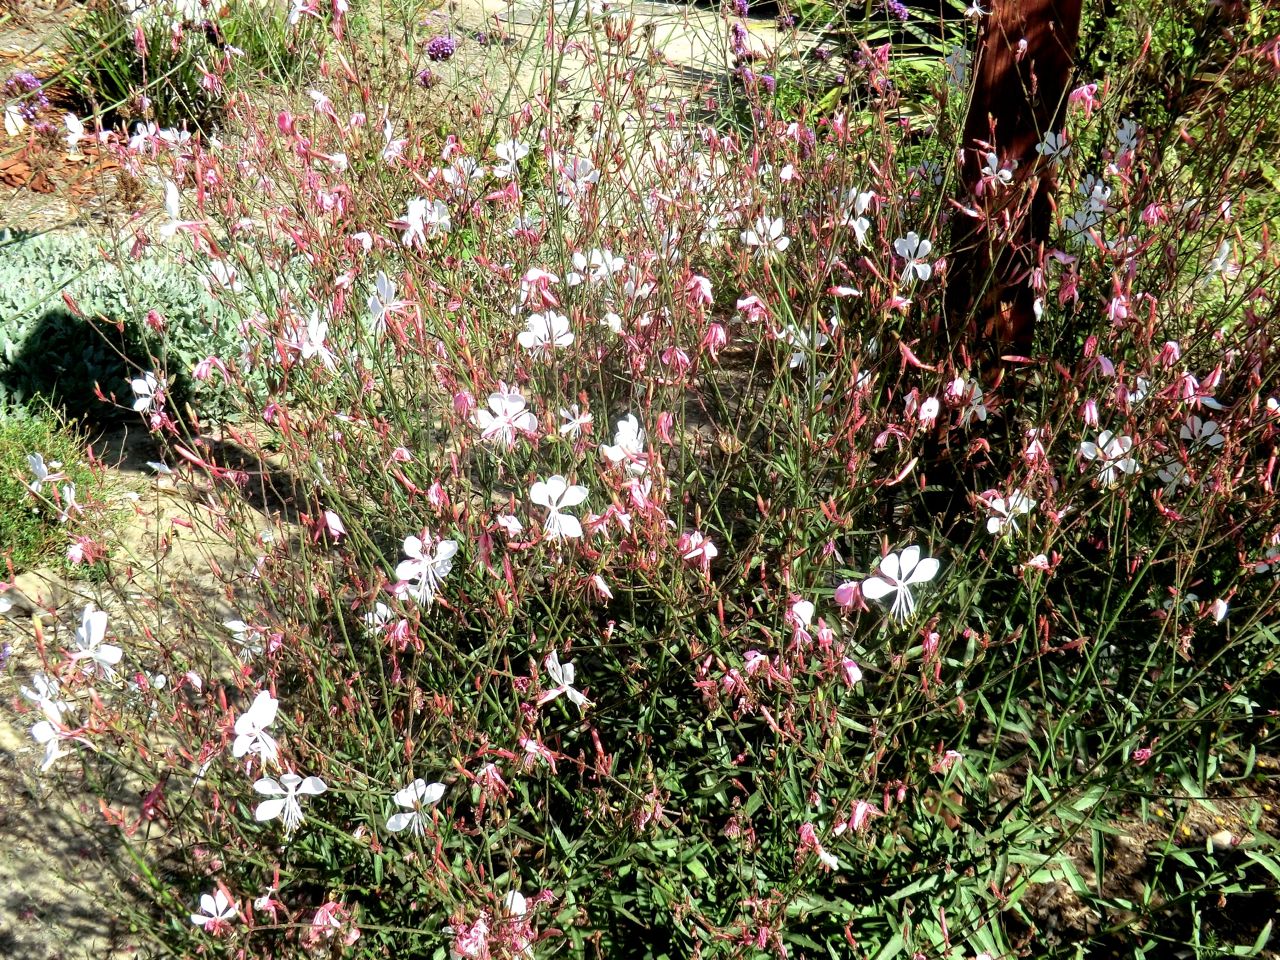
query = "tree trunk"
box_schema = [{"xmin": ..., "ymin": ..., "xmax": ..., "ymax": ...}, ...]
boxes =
[{"xmin": 948, "ymin": 0, "xmax": 1085, "ymax": 363}]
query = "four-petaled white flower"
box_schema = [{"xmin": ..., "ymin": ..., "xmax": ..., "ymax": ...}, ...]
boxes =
[
  {"xmin": 72, "ymin": 604, "xmax": 121, "ymax": 679},
  {"xmin": 1180, "ymin": 415, "xmax": 1224, "ymax": 450},
  {"xmin": 559, "ymin": 404, "xmax": 593, "ymax": 438},
  {"xmin": 1079, "ymin": 430, "xmax": 1139, "ymax": 486},
  {"xmin": 395, "ymin": 535, "xmax": 459, "ymax": 606},
  {"xmin": 985, "ymin": 491, "xmax": 1036, "ymax": 536},
  {"xmin": 232, "ymin": 690, "xmax": 280, "ymax": 766},
  {"xmin": 27, "ymin": 452, "xmax": 64, "ymax": 494},
  {"xmin": 472, "ymin": 390, "xmax": 537, "ymax": 447},
  {"xmin": 367, "ymin": 270, "xmax": 406, "ymax": 334},
  {"xmin": 600, "ymin": 414, "xmax": 647, "ymax": 475},
  {"xmin": 23, "ymin": 672, "xmax": 73, "ymax": 772},
  {"xmin": 254, "ymin": 772, "xmax": 327, "ymax": 835},
  {"xmin": 980, "ymin": 152, "xmax": 1016, "ymax": 189},
  {"xmin": 530, "ymin": 475, "xmax": 588, "ymax": 540},
  {"xmin": 398, "ymin": 196, "xmax": 451, "ymax": 247},
  {"xmin": 894, "ymin": 232, "xmax": 933, "ymax": 282},
  {"xmin": 782, "ymin": 323, "xmax": 830, "ymax": 369},
  {"xmin": 861, "ymin": 546, "xmax": 940, "ymax": 623},
  {"xmin": 299, "ymin": 313, "xmax": 338, "ymax": 371},
  {"xmin": 742, "ymin": 215, "xmax": 790, "ymax": 257},
  {"xmin": 132, "ymin": 372, "xmax": 163, "ymax": 412},
  {"xmin": 839, "ymin": 187, "xmax": 874, "ymax": 246},
  {"xmin": 1036, "ymin": 131, "xmax": 1070, "ymax": 163},
  {"xmin": 386, "ymin": 778, "xmax": 446, "ymax": 834},
  {"xmin": 492, "ymin": 138, "xmax": 530, "ymax": 179},
  {"xmin": 517, "ymin": 311, "xmax": 574, "ymax": 355},
  {"xmin": 191, "ymin": 889, "xmax": 238, "ymax": 929},
  {"xmin": 568, "ymin": 248, "xmax": 625, "ymax": 286},
  {"xmin": 539, "ymin": 649, "xmax": 591, "ymax": 712}
]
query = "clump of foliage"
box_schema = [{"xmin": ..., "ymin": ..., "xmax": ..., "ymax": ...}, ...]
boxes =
[
  {"xmin": 0, "ymin": 410, "xmax": 102, "ymax": 573},
  {"xmin": 16, "ymin": 1, "xmax": 1280, "ymax": 960},
  {"xmin": 0, "ymin": 230, "xmax": 260, "ymax": 422},
  {"xmin": 59, "ymin": 0, "xmax": 324, "ymax": 129}
]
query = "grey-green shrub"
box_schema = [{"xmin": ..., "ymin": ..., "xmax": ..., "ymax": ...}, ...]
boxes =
[{"xmin": 0, "ymin": 230, "xmax": 250, "ymax": 422}]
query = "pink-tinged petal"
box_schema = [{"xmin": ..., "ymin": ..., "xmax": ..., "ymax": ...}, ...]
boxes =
[
  {"xmin": 908, "ymin": 557, "xmax": 940, "ymax": 585},
  {"xmin": 1079, "ymin": 442, "xmax": 1099, "ymax": 459},
  {"xmin": 386, "ymin": 811, "xmax": 417, "ymax": 832},
  {"xmin": 255, "ymin": 797, "xmax": 288, "ymax": 822},
  {"xmin": 200, "ymin": 894, "xmax": 218, "ymax": 916},
  {"xmin": 191, "ymin": 913, "xmax": 211, "ymax": 927},
  {"xmin": 298, "ymin": 777, "xmax": 327, "ymax": 796},
  {"xmin": 860, "ymin": 577, "xmax": 894, "ymax": 601}
]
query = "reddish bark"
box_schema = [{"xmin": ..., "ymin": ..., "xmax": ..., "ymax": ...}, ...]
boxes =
[{"xmin": 948, "ymin": 0, "xmax": 1084, "ymax": 362}]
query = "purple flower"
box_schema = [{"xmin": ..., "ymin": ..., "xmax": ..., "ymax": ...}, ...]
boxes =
[
  {"xmin": 775, "ymin": 13, "xmax": 797, "ymax": 28},
  {"xmin": 4, "ymin": 71, "xmax": 49, "ymax": 122},
  {"xmin": 425, "ymin": 35, "xmax": 458, "ymax": 61},
  {"xmin": 417, "ymin": 68, "xmax": 440, "ymax": 88},
  {"xmin": 880, "ymin": 0, "xmax": 910, "ymax": 20},
  {"xmin": 729, "ymin": 0, "xmax": 749, "ymax": 16}
]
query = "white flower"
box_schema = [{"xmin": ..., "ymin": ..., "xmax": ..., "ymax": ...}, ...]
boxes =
[
  {"xmin": 781, "ymin": 323, "xmax": 829, "ymax": 369},
  {"xmin": 492, "ymin": 138, "xmax": 530, "ymax": 179},
  {"xmin": 398, "ymin": 196, "xmax": 451, "ymax": 247},
  {"xmin": 4, "ymin": 104, "xmax": 26, "ymax": 137},
  {"xmin": 953, "ymin": 377, "xmax": 987, "ymax": 425},
  {"xmin": 395, "ymin": 535, "xmax": 459, "ymax": 606},
  {"xmin": 1079, "ymin": 431, "xmax": 1139, "ymax": 486},
  {"xmin": 839, "ymin": 188, "xmax": 874, "ymax": 245},
  {"xmin": 980, "ymin": 152, "xmax": 1016, "ymax": 189},
  {"xmin": 1036, "ymin": 131, "xmax": 1069, "ymax": 163},
  {"xmin": 254, "ymin": 772, "xmax": 327, "ymax": 834},
  {"xmin": 1115, "ymin": 117, "xmax": 1139, "ymax": 155},
  {"xmin": 568, "ymin": 248, "xmax": 625, "ymax": 286},
  {"xmin": 861, "ymin": 546, "xmax": 940, "ymax": 622},
  {"xmin": 232, "ymin": 690, "xmax": 280, "ymax": 766},
  {"xmin": 1079, "ymin": 173, "xmax": 1111, "ymax": 212},
  {"xmin": 985, "ymin": 491, "xmax": 1036, "ymax": 536},
  {"xmin": 386, "ymin": 778, "xmax": 446, "ymax": 834},
  {"xmin": 72, "ymin": 604, "xmax": 121, "ymax": 679},
  {"xmin": 381, "ymin": 119, "xmax": 407, "ymax": 163},
  {"xmin": 1206, "ymin": 240, "xmax": 1239, "ymax": 281},
  {"xmin": 441, "ymin": 157, "xmax": 486, "ymax": 193},
  {"xmin": 191, "ymin": 890, "xmax": 237, "ymax": 929},
  {"xmin": 27, "ymin": 452, "xmax": 64, "ymax": 494},
  {"xmin": 539, "ymin": 649, "xmax": 591, "ymax": 711},
  {"xmin": 472, "ymin": 390, "xmax": 536, "ymax": 447},
  {"xmin": 1180, "ymin": 415, "xmax": 1224, "ymax": 450},
  {"xmin": 517, "ymin": 311, "xmax": 574, "ymax": 355},
  {"xmin": 559, "ymin": 404, "xmax": 593, "ymax": 438},
  {"xmin": 530, "ymin": 475, "xmax": 588, "ymax": 540},
  {"xmin": 1255, "ymin": 546, "xmax": 1280, "ymax": 575},
  {"xmin": 367, "ymin": 270, "xmax": 404, "ymax": 334},
  {"xmin": 299, "ymin": 313, "xmax": 338, "ymax": 371},
  {"xmin": 741, "ymin": 215, "xmax": 790, "ymax": 256},
  {"xmin": 23, "ymin": 672, "xmax": 73, "ymax": 771},
  {"xmin": 600, "ymin": 414, "xmax": 646, "ymax": 474},
  {"xmin": 131, "ymin": 372, "xmax": 162, "ymax": 412},
  {"xmin": 894, "ymin": 232, "xmax": 933, "ymax": 282}
]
